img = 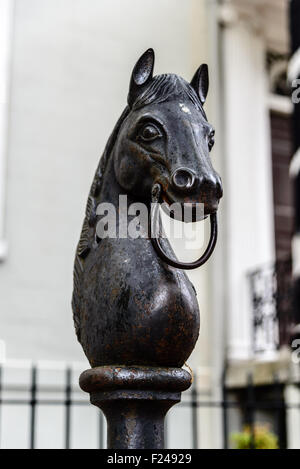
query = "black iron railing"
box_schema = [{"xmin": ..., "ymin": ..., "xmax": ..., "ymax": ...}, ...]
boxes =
[
  {"xmin": 0, "ymin": 365, "xmax": 299, "ymax": 449},
  {"xmin": 249, "ymin": 259, "xmax": 294, "ymax": 355},
  {"xmin": 0, "ymin": 366, "xmax": 104, "ymax": 449}
]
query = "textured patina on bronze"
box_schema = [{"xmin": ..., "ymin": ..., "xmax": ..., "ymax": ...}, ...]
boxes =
[{"xmin": 73, "ymin": 49, "xmax": 222, "ymax": 449}]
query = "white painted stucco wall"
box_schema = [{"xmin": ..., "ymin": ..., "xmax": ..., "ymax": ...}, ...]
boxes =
[
  {"xmin": 221, "ymin": 9, "xmax": 276, "ymax": 360},
  {"xmin": 0, "ymin": 0, "xmax": 13, "ymax": 260}
]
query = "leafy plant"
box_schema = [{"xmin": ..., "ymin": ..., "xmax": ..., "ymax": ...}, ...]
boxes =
[{"xmin": 231, "ymin": 424, "xmax": 279, "ymax": 449}]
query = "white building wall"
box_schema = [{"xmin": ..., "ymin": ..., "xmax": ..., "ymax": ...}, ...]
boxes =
[
  {"xmin": 0, "ymin": 0, "xmax": 14, "ymax": 260},
  {"xmin": 221, "ymin": 11, "xmax": 275, "ymax": 360}
]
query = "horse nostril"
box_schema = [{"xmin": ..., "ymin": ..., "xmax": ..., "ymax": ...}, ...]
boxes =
[{"xmin": 171, "ymin": 168, "xmax": 196, "ymax": 193}]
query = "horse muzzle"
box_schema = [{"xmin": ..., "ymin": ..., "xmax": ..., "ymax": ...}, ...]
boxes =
[
  {"xmin": 149, "ymin": 183, "xmax": 219, "ymax": 270},
  {"xmin": 158, "ymin": 167, "xmax": 222, "ymax": 222}
]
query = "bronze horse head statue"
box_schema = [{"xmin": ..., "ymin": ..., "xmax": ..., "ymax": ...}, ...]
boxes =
[{"xmin": 72, "ymin": 49, "xmax": 222, "ymax": 369}]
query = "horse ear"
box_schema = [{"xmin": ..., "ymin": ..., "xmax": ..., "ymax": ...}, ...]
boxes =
[
  {"xmin": 191, "ymin": 64, "xmax": 209, "ymax": 105},
  {"xmin": 128, "ymin": 48, "xmax": 155, "ymax": 108}
]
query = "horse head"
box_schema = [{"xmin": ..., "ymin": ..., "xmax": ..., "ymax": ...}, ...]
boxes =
[
  {"xmin": 113, "ymin": 49, "xmax": 222, "ymax": 223},
  {"xmin": 73, "ymin": 49, "xmax": 223, "ymax": 372}
]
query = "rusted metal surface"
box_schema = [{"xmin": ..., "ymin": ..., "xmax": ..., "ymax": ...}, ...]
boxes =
[
  {"xmin": 73, "ymin": 49, "xmax": 222, "ymax": 448},
  {"xmin": 80, "ymin": 366, "xmax": 191, "ymax": 392},
  {"xmin": 80, "ymin": 366, "xmax": 191, "ymax": 449}
]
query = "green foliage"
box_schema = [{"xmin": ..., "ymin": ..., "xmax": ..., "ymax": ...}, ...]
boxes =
[{"xmin": 231, "ymin": 424, "xmax": 279, "ymax": 449}]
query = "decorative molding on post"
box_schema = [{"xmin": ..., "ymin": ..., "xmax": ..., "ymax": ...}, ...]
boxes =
[
  {"xmin": 0, "ymin": 0, "xmax": 14, "ymax": 262},
  {"xmin": 73, "ymin": 49, "xmax": 222, "ymax": 449},
  {"xmin": 80, "ymin": 366, "xmax": 191, "ymax": 449}
]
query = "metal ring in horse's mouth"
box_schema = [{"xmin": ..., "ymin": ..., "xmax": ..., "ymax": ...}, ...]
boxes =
[{"xmin": 149, "ymin": 183, "xmax": 218, "ymax": 270}]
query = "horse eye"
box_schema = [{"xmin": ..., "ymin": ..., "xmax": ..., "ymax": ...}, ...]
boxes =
[
  {"xmin": 139, "ymin": 124, "xmax": 161, "ymax": 141},
  {"xmin": 208, "ymin": 130, "xmax": 215, "ymax": 151}
]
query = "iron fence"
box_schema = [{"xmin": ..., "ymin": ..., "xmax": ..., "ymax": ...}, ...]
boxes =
[
  {"xmin": 249, "ymin": 259, "xmax": 294, "ymax": 355},
  {"xmin": 0, "ymin": 365, "xmax": 299, "ymax": 449}
]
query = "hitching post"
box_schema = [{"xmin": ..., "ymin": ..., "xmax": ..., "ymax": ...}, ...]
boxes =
[{"xmin": 72, "ymin": 48, "xmax": 222, "ymax": 449}]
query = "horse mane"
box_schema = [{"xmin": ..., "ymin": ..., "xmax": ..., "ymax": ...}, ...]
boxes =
[
  {"xmin": 72, "ymin": 74, "xmax": 205, "ymax": 339},
  {"xmin": 133, "ymin": 73, "xmax": 206, "ymax": 118},
  {"xmin": 72, "ymin": 105, "xmax": 130, "ymax": 337}
]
